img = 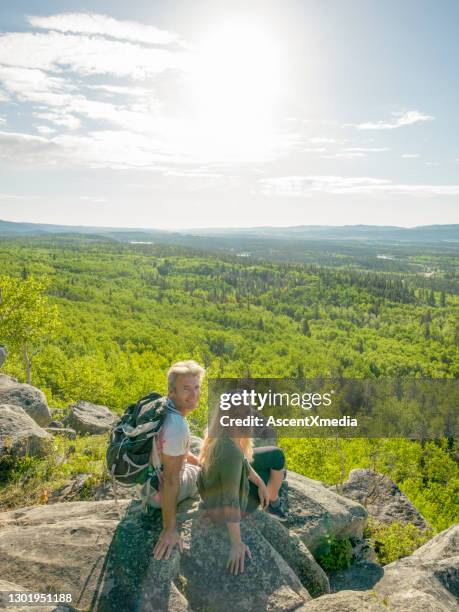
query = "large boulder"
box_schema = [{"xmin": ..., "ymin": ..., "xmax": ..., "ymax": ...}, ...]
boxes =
[
  {"xmin": 0, "ymin": 382, "xmax": 51, "ymax": 427},
  {"xmin": 248, "ymin": 508, "xmax": 330, "ymax": 597},
  {"xmin": 373, "ymin": 524, "xmax": 459, "ymax": 610},
  {"xmin": 0, "ymin": 404, "xmax": 53, "ymax": 457},
  {"xmin": 331, "ymin": 469, "xmax": 430, "ymax": 530},
  {"xmin": 180, "ymin": 510, "xmax": 312, "ymax": 611},
  {"xmin": 0, "ymin": 374, "xmax": 18, "ymax": 385},
  {"xmin": 328, "ymin": 560, "xmax": 384, "ymax": 593},
  {"xmin": 285, "ymin": 471, "xmax": 368, "ymax": 556},
  {"xmin": 64, "ymin": 400, "xmax": 117, "ymax": 435},
  {"xmin": 301, "ymin": 525, "xmax": 459, "ymax": 611},
  {"xmin": 300, "ymin": 590, "xmax": 388, "ymax": 610},
  {"xmin": 0, "ymin": 497, "xmax": 319, "ymax": 611},
  {"xmin": 45, "ymin": 427, "xmax": 77, "ymax": 440}
]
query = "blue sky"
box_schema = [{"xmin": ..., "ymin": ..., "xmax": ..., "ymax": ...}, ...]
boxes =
[{"xmin": 0, "ymin": 0, "xmax": 458, "ymax": 228}]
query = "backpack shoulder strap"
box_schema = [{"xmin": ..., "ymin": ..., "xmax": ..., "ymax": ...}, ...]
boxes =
[{"xmin": 132, "ymin": 391, "xmax": 163, "ymax": 423}]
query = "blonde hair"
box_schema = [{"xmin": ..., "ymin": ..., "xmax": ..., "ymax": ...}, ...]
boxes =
[
  {"xmin": 199, "ymin": 395, "xmax": 253, "ymax": 469},
  {"xmin": 199, "ymin": 435, "xmax": 253, "ymax": 471},
  {"xmin": 167, "ymin": 360, "xmax": 205, "ymax": 391}
]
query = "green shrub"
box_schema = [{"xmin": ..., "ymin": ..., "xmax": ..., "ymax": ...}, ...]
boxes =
[
  {"xmin": 365, "ymin": 519, "xmax": 432, "ymax": 565},
  {"xmin": 0, "ymin": 433, "xmax": 108, "ymax": 510},
  {"xmin": 316, "ymin": 535, "xmax": 353, "ymax": 571}
]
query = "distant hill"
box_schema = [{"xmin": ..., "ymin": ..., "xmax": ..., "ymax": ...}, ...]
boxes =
[
  {"xmin": 187, "ymin": 224, "xmax": 459, "ymax": 242},
  {"xmin": 1, "ymin": 219, "xmax": 458, "ymax": 244},
  {"xmin": 0, "ymin": 219, "xmax": 173, "ymax": 240}
]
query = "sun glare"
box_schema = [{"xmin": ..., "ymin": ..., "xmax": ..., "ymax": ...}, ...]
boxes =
[{"xmin": 183, "ymin": 20, "xmax": 285, "ymax": 161}]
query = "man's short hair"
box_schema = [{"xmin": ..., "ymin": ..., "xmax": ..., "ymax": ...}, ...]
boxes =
[{"xmin": 167, "ymin": 360, "xmax": 205, "ymax": 391}]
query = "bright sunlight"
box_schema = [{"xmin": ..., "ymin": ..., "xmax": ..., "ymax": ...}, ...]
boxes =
[{"xmin": 181, "ymin": 20, "xmax": 285, "ymax": 162}]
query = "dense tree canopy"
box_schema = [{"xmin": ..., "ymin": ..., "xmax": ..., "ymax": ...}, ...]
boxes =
[{"xmin": 0, "ymin": 236, "xmax": 457, "ymax": 532}]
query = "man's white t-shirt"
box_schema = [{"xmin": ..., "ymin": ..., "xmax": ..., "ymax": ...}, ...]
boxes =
[
  {"xmin": 157, "ymin": 408, "xmax": 190, "ymax": 457},
  {"xmin": 141, "ymin": 401, "xmax": 198, "ymax": 507}
]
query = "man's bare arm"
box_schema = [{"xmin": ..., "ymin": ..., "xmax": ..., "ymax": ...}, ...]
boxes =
[
  {"xmin": 186, "ymin": 451, "xmax": 200, "ymax": 465},
  {"xmin": 153, "ymin": 453, "xmax": 185, "ymax": 560}
]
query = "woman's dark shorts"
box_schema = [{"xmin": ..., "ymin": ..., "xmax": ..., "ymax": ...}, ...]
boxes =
[{"xmin": 247, "ymin": 446, "xmax": 286, "ymax": 513}]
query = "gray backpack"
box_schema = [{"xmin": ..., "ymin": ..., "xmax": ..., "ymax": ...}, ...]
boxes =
[{"xmin": 106, "ymin": 392, "xmax": 173, "ymax": 508}]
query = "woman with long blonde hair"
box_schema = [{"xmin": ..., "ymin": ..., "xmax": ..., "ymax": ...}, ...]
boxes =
[{"xmin": 197, "ymin": 396, "xmax": 287, "ymax": 575}]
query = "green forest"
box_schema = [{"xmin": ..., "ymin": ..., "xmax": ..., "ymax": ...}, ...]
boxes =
[{"xmin": 0, "ymin": 236, "xmax": 458, "ymax": 563}]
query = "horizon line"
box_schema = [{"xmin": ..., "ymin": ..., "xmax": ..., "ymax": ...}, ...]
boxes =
[{"xmin": 1, "ymin": 217, "xmax": 458, "ymax": 233}]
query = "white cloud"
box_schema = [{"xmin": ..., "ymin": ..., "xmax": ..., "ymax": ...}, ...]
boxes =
[
  {"xmin": 345, "ymin": 147, "xmax": 389, "ymax": 153},
  {"xmin": 0, "ymin": 32, "xmax": 188, "ymax": 77},
  {"xmin": 0, "ymin": 128, "xmax": 167, "ymax": 169},
  {"xmin": 353, "ymin": 110, "xmax": 435, "ymax": 130},
  {"xmin": 401, "ymin": 153, "xmax": 420, "ymax": 158},
  {"xmin": 0, "ymin": 29, "xmax": 186, "ymax": 144},
  {"xmin": 0, "ymin": 130, "xmax": 61, "ymax": 163},
  {"xmin": 162, "ymin": 169, "xmax": 223, "ymax": 179},
  {"xmin": 28, "ymin": 12, "xmax": 184, "ymax": 47},
  {"xmin": 321, "ymin": 152, "xmax": 365, "ymax": 159},
  {"xmin": 0, "ymin": 66, "xmax": 160, "ymax": 134},
  {"xmin": 52, "ymin": 130, "xmax": 168, "ymax": 169},
  {"xmin": 302, "ymin": 147, "xmax": 327, "ymax": 153},
  {"xmin": 0, "ymin": 66, "xmax": 72, "ymax": 103},
  {"xmin": 0, "ymin": 192, "xmax": 43, "ymax": 200},
  {"xmin": 0, "ymin": 16, "xmax": 304, "ymax": 169},
  {"xmin": 34, "ymin": 111, "xmax": 81, "ymax": 130},
  {"xmin": 87, "ymin": 84, "xmax": 151, "ymax": 97},
  {"xmin": 80, "ymin": 196, "xmax": 108, "ymax": 203},
  {"xmin": 36, "ymin": 125, "xmax": 57, "ymax": 136},
  {"xmin": 309, "ymin": 137, "xmax": 336, "ymax": 144},
  {"xmin": 321, "ymin": 146, "xmax": 389, "ymax": 159},
  {"xmin": 259, "ymin": 175, "xmax": 459, "ymax": 197}
]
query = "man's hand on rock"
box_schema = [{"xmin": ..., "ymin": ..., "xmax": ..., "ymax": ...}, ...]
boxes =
[
  {"xmin": 153, "ymin": 528, "xmax": 183, "ymax": 560},
  {"xmin": 226, "ymin": 541, "xmax": 252, "ymax": 575}
]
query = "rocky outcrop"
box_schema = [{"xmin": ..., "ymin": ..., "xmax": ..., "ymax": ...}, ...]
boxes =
[
  {"xmin": 300, "ymin": 589, "xmax": 388, "ymax": 610},
  {"xmin": 49, "ymin": 419, "xmax": 64, "ymax": 428},
  {"xmin": 331, "ymin": 469, "xmax": 430, "ymax": 530},
  {"xmin": 285, "ymin": 471, "xmax": 368, "ymax": 556},
  {"xmin": 0, "ymin": 466, "xmax": 456, "ymax": 611},
  {"xmin": 300, "ymin": 525, "xmax": 459, "ymax": 611},
  {"xmin": 0, "ymin": 404, "xmax": 53, "ymax": 457},
  {"xmin": 45, "ymin": 426, "xmax": 77, "ymax": 439},
  {"xmin": 248, "ymin": 508, "xmax": 330, "ymax": 598},
  {"xmin": 64, "ymin": 400, "xmax": 116, "ymax": 435},
  {"xmin": 328, "ymin": 560, "xmax": 384, "ymax": 593},
  {"xmin": 0, "ymin": 497, "xmax": 322, "ymax": 611},
  {"xmin": 0, "ymin": 374, "xmax": 18, "ymax": 385},
  {"xmin": 0, "ymin": 382, "xmax": 51, "ymax": 427},
  {"xmin": 374, "ymin": 524, "xmax": 459, "ymax": 610},
  {"xmin": 180, "ymin": 509, "xmax": 312, "ymax": 611},
  {"xmin": 48, "ymin": 474, "xmax": 93, "ymax": 503}
]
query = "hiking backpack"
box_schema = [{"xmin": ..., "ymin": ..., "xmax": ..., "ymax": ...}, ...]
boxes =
[{"xmin": 106, "ymin": 392, "xmax": 173, "ymax": 505}]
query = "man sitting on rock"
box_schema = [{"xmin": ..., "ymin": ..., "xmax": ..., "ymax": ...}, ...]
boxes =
[{"xmin": 138, "ymin": 360, "xmax": 204, "ymax": 561}]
